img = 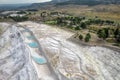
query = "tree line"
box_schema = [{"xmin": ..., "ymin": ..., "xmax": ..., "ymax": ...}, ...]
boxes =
[
  {"xmin": 10, "ymin": 16, "xmax": 28, "ymax": 22},
  {"xmin": 97, "ymin": 28, "xmax": 120, "ymax": 42},
  {"xmin": 56, "ymin": 16, "xmax": 115, "ymax": 30}
]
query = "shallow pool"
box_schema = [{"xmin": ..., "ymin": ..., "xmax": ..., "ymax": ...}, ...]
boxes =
[
  {"xmin": 21, "ymin": 29, "xmax": 29, "ymax": 32},
  {"xmin": 28, "ymin": 42, "xmax": 38, "ymax": 48},
  {"xmin": 32, "ymin": 56, "xmax": 47, "ymax": 64},
  {"xmin": 27, "ymin": 36, "xmax": 35, "ymax": 40}
]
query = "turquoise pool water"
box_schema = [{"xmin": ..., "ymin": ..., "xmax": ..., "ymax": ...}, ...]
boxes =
[
  {"xmin": 21, "ymin": 29, "xmax": 29, "ymax": 32},
  {"xmin": 27, "ymin": 36, "xmax": 35, "ymax": 40},
  {"xmin": 28, "ymin": 42, "xmax": 38, "ymax": 48},
  {"xmin": 32, "ymin": 56, "xmax": 47, "ymax": 64}
]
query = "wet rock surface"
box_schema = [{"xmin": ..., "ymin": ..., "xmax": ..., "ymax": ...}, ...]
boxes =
[{"xmin": 0, "ymin": 23, "xmax": 37, "ymax": 80}]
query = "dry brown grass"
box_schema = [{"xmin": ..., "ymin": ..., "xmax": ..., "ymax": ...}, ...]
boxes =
[{"xmin": 36, "ymin": 4, "xmax": 120, "ymax": 21}]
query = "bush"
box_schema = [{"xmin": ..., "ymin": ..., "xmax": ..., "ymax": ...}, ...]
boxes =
[
  {"xmin": 85, "ymin": 33, "xmax": 91, "ymax": 42},
  {"xmin": 75, "ymin": 26, "xmax": 80, "ymax": 30},
  {"xmin": 97, "ymin": 29, "xmax": 107, "ymax": 40},
  {"xmin": 56, "ymin": 17, "xmax": 63, "ymax": 25},
  {"xmin": 80, "ymin": 22, "xmax": 86, "ymax": 29},
  {"xmin": 79, "ymin": 34, "xmax": 83, "ymax": 40},
  {"xmin": 10, "ymin": 16, "xmax": 28, "ymax": 22}
]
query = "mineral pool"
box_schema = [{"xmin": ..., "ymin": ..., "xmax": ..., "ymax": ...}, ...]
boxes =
[
  {"xmin": 32, "ymin": 56, "xmax": 47, "ymax": 64},
  {"xmin": 27, "ymin": 36, "xmax": 35, "ymax": 40},
  {"xmin": 21, "ymin": 29, "xmax": 29, "ymax": 32},
  {"xmin": 28, "ymin": 42, "xmax": 38, "ymax": 48}
]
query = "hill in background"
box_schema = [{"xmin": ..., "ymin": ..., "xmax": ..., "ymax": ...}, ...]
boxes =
[
  {"xmin": 0, "ymin": 4, "xmax": 31, "ymax": 11},
  {"xmin": 1, "ymin": 0, "xmax": 120, "ymax": 10},
  {"xmin": 19, "ymin": 0, "xmax": 120, "ymax": 10}
]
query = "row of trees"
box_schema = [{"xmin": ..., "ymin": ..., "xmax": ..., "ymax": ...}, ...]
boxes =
[
  {"xmin": 56, "ymin": 16, "xmax": 115, "ymax": 31},
  {"xmin": 56, "ymin": 16, "xmax": 85, "ymax": 26},
  {"xmin": 75, "ymin": 22, "xmax": 87, "ymax": 30},
  {"xmin": 79, "ymin": 33, "xmax": 91, "ymax": 42},
  {"xmin": 17, "ymin": 11, "xmax": 26, "ymax": 14},
  {"xmin": 10, "ymin": 16, "xmax": 28, "ymax": 22},
  {"xmin": 56, "ymin": 16, "xmax": 114, "ymax": 25},
  {"xmin": 85, "ymin": 19, "xmax": 114, "ymax": 25},
  {"xmin": 97, "ymin": 28, "xmax": 120, "ymax": 42}
]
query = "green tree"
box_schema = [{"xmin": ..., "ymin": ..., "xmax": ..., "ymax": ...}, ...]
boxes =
[
  {"xmin": 75, "ymin": 26, "xmax": 80, "ymax": 30},
  {"xmin": 84, "ymin": 33, "xmax": 91, "ymax": 42},
  {"xmin": 104, "ymin": 28, "xmax": 109, "ymax": 38},
  {"xmin": 114, "ymin": 28, "xmax": 120, "ymax": 42},
  {"xmin": 56, "ymin": 17, "xmax": 63, "ymax": 25},
  {"xmin": 114, "ymin": 28, "xmax": 119, "ymax": 38},
  {"xmin": 10, "ymin": 16, "xmax": 28, "ymax": 22},
  {"xmin": 97, "ymin": 29, "xmax": 107, "ymax": 40},
  {"xmin": 80, "ymin": 22, "xmax": 86, "ymax": 29},
  {"xmin": 79, "ymin": 34, "xmax": 83, "ymax": 40},
  {"xmin": 116, "ymin": 32, "xmax": 120, "ymax": 42}
]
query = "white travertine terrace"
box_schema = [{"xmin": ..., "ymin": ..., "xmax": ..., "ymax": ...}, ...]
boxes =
[
  {"xmin": 0, "ymin": 23, "xmax": 37, "ymax": 80},
  {"xmin": 19, "ymin": 21, "xmax": 120, "ymax": 80},
  {"xmin": 0, "ymin": 21, "xmax": 120, "ymax": 80}
]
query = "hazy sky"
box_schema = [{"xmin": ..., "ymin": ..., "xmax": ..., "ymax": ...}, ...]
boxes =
[{"xmin": 0, "ymin": 0, "xmax": 51, "ymax": 4}]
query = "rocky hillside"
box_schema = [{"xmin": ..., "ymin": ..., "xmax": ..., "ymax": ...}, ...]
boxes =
[
  {"xmin": 52, "ymin": 0, "xmax": 69, "ymax": 3},
  {"xmin": 56, "ymin": 0, "xmax": 120, "ymax": 6},
  {"xmin": 20, "ymin": 0, "xmax": 120, "ymax": 10}
]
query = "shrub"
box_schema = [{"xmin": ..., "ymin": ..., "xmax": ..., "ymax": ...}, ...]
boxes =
[
  {"xmin": 85, "ymin": 33, "xmax": 91, "ymax": 42},
  {"xmin": 75, "ymin": 26, "xmax": 80, "ymax": 30},
  {"xmin": 97, "ymin": 29, "xmax": 107, "ymax": 40},
  {"xmin": 10, "ymin": 16, "xmax": 28, "ymax": 22},
  {"xmin": 80, "ymin": 22, "xmax": 86, "ymax": 29},
  {"xmin": 79, "ymin": 34, "xmax": 83, "ymax": 40}
]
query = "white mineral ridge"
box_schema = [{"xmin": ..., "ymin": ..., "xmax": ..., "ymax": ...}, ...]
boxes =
[
  {"xmin": 0, "ymin": 23, "xmax": 37, "ymax": 80},
  {"xmin": 19, "ymin": 21, "xmax": 120, "ymax": 80},
  {"xmin": 0, "ymin": 21, "xmax": 120, "ymax": 80}
]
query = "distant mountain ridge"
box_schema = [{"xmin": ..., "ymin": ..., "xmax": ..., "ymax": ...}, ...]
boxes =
[
  {"xmin": 56, "ymin": 0, "xmax": 120, "ymax": 6},
  {"xmin": 0, "ymin": 4, "xmax": 31, "ymax": 11},
  {"xmin": 52, "ymin": 0, "xmax": 69, "ymax": 3},
  {"xmin": 22, "ymin": 0, "xmax": 120, "ymax": 10},
  {"xmin": 1, "ymin": 0, "xmax": 120, "ymax": 10}
]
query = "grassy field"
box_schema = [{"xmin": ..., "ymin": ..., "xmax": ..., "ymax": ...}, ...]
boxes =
[
  {"xmin": 29, "ymin": 4, "xmax": 120, "ymax": 24},
  {"xmin": 45, "ymin": 4, "xmax": 120, "ymax": 22}
]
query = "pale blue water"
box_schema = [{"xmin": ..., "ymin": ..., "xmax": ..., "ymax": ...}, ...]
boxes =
[
  {"xmin": 21, "ymin": 29, "xmax": 29, "ymax": 32},
  {"xmin": 32, "ymin": 56, "xmax": 47, "ymax": 64},
  {"xmin": 27, "ymin": 36, "xmax": 35, "ymax": 40},
  {"xmin": 28, "ymin": 42, "xmax": 38, "ymax": 48}
]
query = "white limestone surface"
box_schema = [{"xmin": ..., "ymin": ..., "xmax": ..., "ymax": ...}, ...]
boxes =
[
  {"xmin": 19, "ymin": 21, "xmax": 120, "ymax": 80},
  {"xmin": 0, "ymin": 23, "xmax": 37, "ymax": 80}
]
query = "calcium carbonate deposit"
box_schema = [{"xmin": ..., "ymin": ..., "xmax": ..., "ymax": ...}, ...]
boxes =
[
  {"xmin": 0, "ymin": 21, "xmax": 120, "ymax": 80},
  {"xmin": 0, "ymin": 23, "xmax": 37, "ymax": 80}
]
